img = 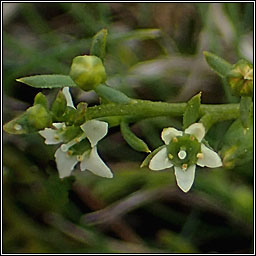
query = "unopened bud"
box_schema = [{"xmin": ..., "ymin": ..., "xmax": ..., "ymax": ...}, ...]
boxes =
[
  {"xmin": 226, "ymin": 60, "xmax": 253, "ymax": 97},
  {"xmin": 69, "ymin": 55, "xmax": 106, "ymax": 91},
  {"xmin": 27, "ymin": 104, "xmax": 52, "ymax": 130}
]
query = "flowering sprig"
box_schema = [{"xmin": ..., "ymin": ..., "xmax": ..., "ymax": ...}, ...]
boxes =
[
  {"xmin": 148, "ymin": 123, "xmax": 222, "ymax": 192},
  {"xmin": 3, "ymin": 29, "xmax": 253, "ymax": 193},
  {"xmin": 39, "ymin": 88, "xmax": 113, "ymax": 179}
]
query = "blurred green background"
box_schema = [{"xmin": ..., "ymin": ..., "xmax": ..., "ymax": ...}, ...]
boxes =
[{"xmin": 3, "ymin": 3, "xmax": 254, "ymax": 253}]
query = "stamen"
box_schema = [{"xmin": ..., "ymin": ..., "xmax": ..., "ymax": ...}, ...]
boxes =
[
  {"xmin": 67, "ymin": 150, "xmax": 73, "ymax": 156},
  {"xmin": 178, "ymin": 150, "xmax": 187, "ymax": 160},
  {"xmin": 182, "ymin": 164, "xmax": 187, "ymax": 170},
  {"xmin": 190, "ymin": 135, "xmax": 195, "ymax": 141},
  {"xmin": 61, "ymin": 134, "xmax": 87, "ymax": 152},
  {"xmin": 172, "ymin": 137, "xmax": 178, "ymax": 142},
  {"xmin": 168, "ymin": 153, "xmax": 174, "ymax": 159},
  {"xmin": 197, "ymin": 153, "xmax": 204, "ymax": 159},
  {"xmin": 77, "ymin": 155, "xmax": 84, "ymax": 161}
]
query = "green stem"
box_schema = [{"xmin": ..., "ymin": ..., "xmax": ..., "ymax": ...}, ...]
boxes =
[{"xmin": 86, "ymin": 99, "xmax": 240, "ymax": 124}]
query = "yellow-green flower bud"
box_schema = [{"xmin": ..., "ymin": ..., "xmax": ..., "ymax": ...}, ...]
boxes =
[
  {"xmin": 27, "ymin": 104, "xmax": 52, "ymax": 130},
  {"xmin": 4, "ymin": 104, "xmax": 52, "ymax": 134},
  {"xmin": 69, "ymin": 55, "xmax": 106, "ymax": 91},
  {"xmin": 226, "ymin": 60, "xmax": 253, "ymax": 97}
]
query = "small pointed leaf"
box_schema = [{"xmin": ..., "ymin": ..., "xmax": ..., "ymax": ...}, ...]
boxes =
[
  {"xmin": 90, "ymin": 29, "xmax": 108, "ymax": 61},
  {"xmin": 51, "ymin": 91, "xmax": 67, "ymax": 120},
  {"xmin": 95, "ymin": 84, "xmax": 131, "ymax": 104},
  {"xmin": 183, "ymin": 92, "xmax": 201, "ymax": 129},
  {"xmin": 203, "ymin": 51, "xmax": 232, "ymax": 78},
  {"xmin": 34, "ymin": 92, "xmax": 48, "ymax": 110},
  {"xmin": 16, "ymin": 75, "xmax": 77, "ymax": 89},
  {"xmin": 120, "ymin": 120, "xmax": 150, "ymax": 153}
]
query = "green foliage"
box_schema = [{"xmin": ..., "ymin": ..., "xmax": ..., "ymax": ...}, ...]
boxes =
[
  {"xmin": 94, "ymin": 84, "xmax": 131, "ymax": 104},
  {"xmin": 109, "ymin": 28, "xmax": 161, "ymax": 42},
  {"xmin": 183, "ymin": 92, "xmax": 201, "ymax": 129},
  {"xmin": 33, "ymin": 92, "xmax": 48, "ymax": 110},
  {"xmin": 120, "ymin": 120, "xmax": 150, "ymax": 153},
  {"xmin": 90, "ymin": 29, "xmax": 108, "ymax": 61},
  {"xmin": 203, "ymin": 51, "xmax": 232, "ymax": 78},
  {"xmin": 51, "ymin": 91, "xmax": 68, "ymax": 120},
  {"xmin": 16, "ymin": 75, "xmax": 77, "ymax": 88}
]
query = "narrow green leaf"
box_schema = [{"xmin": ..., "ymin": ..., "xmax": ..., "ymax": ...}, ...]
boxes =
[
  {"xmin": 240, "ymin": 96, "xmax": 252, "ymax": 128},
  {"xmin": 90, "ymin": 29, "xmax": 108, "ymax": 61},
  {"xmin": 95, "ymin": 84, "xmax": 131, "ymax": 104},
  {"xmin": 120, "ymin": 120, "xmax": 151, "ymax": 153},
  {"xmin": 16, "ymin": 75, "xmax": 77, "ymax": 88},
  {"xmin": 203, "ymin": 51, "xmax": 232, "ymax": 78},
  {"xmin": 183, "ymin": 92, "xmax": 201, "ymax": 129},
  {"xmin": 109, "ymin": 29, "xmax": 161, "ymax": 42}
]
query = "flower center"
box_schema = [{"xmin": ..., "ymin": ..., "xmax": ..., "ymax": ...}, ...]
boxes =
[
  {"xmin": 167, "ymin": 134, "xmax": 201, "ymax": 167},
  {"xmin": 178, "ymin": 150, "xmax": 187, "ymax": 160}
]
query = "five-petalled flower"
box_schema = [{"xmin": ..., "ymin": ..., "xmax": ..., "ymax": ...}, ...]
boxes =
[
  {"xmin": 149, "ymin": 123, "xmax": 222, "ymax": 192},
  {"xmin": 39, "ymin": 87, "xmax": 113, "ymax": 179}
]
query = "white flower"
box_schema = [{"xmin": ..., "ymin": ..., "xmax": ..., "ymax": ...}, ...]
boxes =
[
  {"xmin": 38, "ymin": 122, "xmax": 66, "ymax": 145},
  {"xmin": 149, "ymin": 123, "xmax": 222, "ymax": 193},
  {"xmin": 54, "ymin": 119, "xmax": 112, "ymax": 179},
  {"xmin": 39, "ymin": 87, "xmax": 113, "ymax": 179}
]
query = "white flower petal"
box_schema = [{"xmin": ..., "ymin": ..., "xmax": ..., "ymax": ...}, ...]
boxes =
[
  {"xmin": 62, "ymin": 87, "xmax": 75, "ymax": 108},
  {"xmin": 81, "ymin": 120, "xmax": 108, "ymax": 147},
  {"xmin": 185, "ymin": 123, "xmax": 205, "ymax": 142},
  {"xmin": 149, "ymin": 147, "xmax": 173, "ymax": 171},
  {"xmin": 174, "ymin": 165, "xmax": 196, "ymax": 193},
  {"xmin": 80, "ymin": 147, "xmax": 113, "ymax": 178},
  {"xmin": 161, "ymin": 127, "xmax": 183, "ymax": 145},
  {"xmin": 39, "ymin": 128, "xmax": 62, "ymax": 145},
  {"xmin": 54, "ymin": 148, "xmax": 78, "ymax": 178},
  {"xmin": 197, "ymin": 144, "xmax": 222, "ymax": 168}
]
